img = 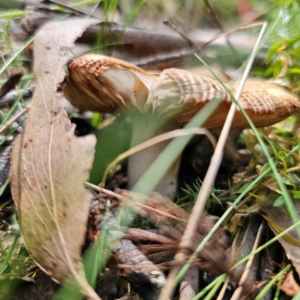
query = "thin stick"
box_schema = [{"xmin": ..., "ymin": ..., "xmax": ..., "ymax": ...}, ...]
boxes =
[
  {"xmin": 163, "ymin": 21, "xmax": 200, "ymax": 52},
  {"xmin": 198, "ymin": 23, "xmax": 265, "ymax": 52},
  {"xmin": 84, "ymin": 182, "xmax": 187, "ymax": 223},
  {"xmin": 163, "ymin": 20, "xmax": 264, "ymax": 53},
  {"xmin": 84, "ymin": 182, "xmax": 124, "ymax": 199},
  {"xmin": 216, "ymin": 276, "xmax": 230, "ymax": 300},
  {"xmin": 230, "ymin": 223, "xmax": 264, "ymax": 300},
  {"xmin": 158, "ymin": 22, "xmax": 268, "ymax": 300},
  {"xmin": 0, "ymin": 87, "xmax": 35, "ymax": 104},
  {"xmin": 44, "ymin": 0, "xmax": 93, "ymax": 16},
  {"xmin": 203, "ymin": 0, "xmax": 242, "ymax": 64},
  {"xmin": 0, "ymin": 104, "xmax": 30, "ymax": 134}
]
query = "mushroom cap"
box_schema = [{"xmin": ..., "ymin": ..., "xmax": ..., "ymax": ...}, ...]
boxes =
[
  {"xmin": 64, "ymin": 55, "xmax": 300, "ymax": 128},
  {"xmin": 64, "ymin": 54, "xmax": 157, "ymax": 113},
  {"xmin": 146, "ymin": 68, "xmax": 300, "ymax": 128}
]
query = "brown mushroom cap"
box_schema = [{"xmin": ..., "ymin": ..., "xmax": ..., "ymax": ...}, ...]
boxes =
[
  {"xmin": 228, "ymin": 80, "xmax": 300, "ymax": 128},
  {"xmin": 64, "ymin": 54, "xmax": 157, "ymax": 113},
  {"xmin": 146, "ymin": 68, "xmax": 300, "ymax": 128},
  {"xmin": 64, "ymin": 55, "xmax": 300, "ymax": 128}
]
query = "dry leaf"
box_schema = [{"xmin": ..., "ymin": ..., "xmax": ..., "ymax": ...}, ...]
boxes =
[
  {"xmin": 262, "ymin": 201, "xmax": 300, "ymax": 277},
  {"xmin": 280, "ymin": 270, "xmax": 300, "ymax": 297},
  {"xmin": 10, "ymin": 18, "xmax": 100, "ymax": 299}
]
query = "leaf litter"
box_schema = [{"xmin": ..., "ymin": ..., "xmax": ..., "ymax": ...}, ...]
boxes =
[{"xmin": 3, "ymin": 2, "xmax": 300, "ymax": 299}]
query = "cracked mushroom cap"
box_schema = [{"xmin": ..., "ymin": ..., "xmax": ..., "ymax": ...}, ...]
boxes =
[
  {"xmin": 146, "ymin": 68, "xmax": 300, "ymax": 128},
  {"xmin": 64, "ymin": 54, "xmax": 300, "ymax": 128},
  {"xmin": 64, "ymin": 54, "xmax": 157, "ymax": 113}
]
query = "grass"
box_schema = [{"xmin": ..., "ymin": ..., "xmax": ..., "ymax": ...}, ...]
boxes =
[{"xmin": 1, "ymin": 0, "xmax": 300, "ymax": 299}]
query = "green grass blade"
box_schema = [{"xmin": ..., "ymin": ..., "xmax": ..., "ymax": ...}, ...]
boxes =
[
  {"xmin": 293, "ymin": 291, "xmax": 300, "ymax": 300},
  {"xmin": 54, "ymin": 201, "xmax": 111, "ymax": 299},
  {"xmin": 0, "ymin": 235, "xmax": 19, "ymax": 275},
  {"xmin": 192, "ymin": 274, "xmax": 226, "ymax": 300},
  {"xmin": 175, "ymin": 168, "xmax": 270, "ymax": 285},
  {"xmin": 255, "ymin": 264, "xmax": 291, "ymax": 300},
  {"xmin": 0, "ymin": 179, "xmax": 9, "ymax": 197},
  {"xmin": 132, "ymin": 97, "xmax": 222, "ymax": 195},
  {"xmin": 0, "ymin": 74, "xmax": 35, "ymax": 85},
  {"xmin": 83, "ymin": 201, "xmax": 111, "ymax": 287},
  {"xmin": 203, "ymin": 274, "xmax": 227, "ymax": 300},
  {"xmin": 0, "ymin": 80, "xmax": 31, "ymax": 127},
  {"xmin": 196, "ymin": 22, "xmax": 300, "ymax": 238},
  {"xmin": 0, "ymin": 11, "xmax": 25, "ymax": 19},
  {"xmin": 230, "ymin": 220, "xmax": 300, "ymax": 271},
  {"xmin": 0, "ymin": 36, "xmax": 34, "ymax": 75}
]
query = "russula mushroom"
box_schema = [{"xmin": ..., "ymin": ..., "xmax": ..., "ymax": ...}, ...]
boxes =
[
  {"xmin": 64, "ymin": 54, "xmax": 156, "ymax": 113},
  {"xmin": 64, "ymin": 54, "xmax": 300, "ymax": 198},
  {"xmin": 146, "ymin": 68, "xmax": 300, "ymax": 128}
]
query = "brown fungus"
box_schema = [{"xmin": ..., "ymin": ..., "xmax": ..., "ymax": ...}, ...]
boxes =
[{"xmin": 64, "ymin": 54, "xmax": 300, "ymax": 198}]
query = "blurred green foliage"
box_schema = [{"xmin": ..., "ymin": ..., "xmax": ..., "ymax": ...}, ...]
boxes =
[
  {"xmin": 264, "ymin": 0, "xmax": 300, "ymax": 91},
  {"xmin": 90, "ymin": 115, "xmax": 131, "ymax": 185}
]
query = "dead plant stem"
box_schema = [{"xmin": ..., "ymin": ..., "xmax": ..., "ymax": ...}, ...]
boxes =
[
  {"xmin": 0, "ymin": 104, "xmax": 30, "ymax": 134},
  {"xmin": 158, "ymin": 22, "xmax": 268, "ymax": 300},
  {"xmin": 85, "ymin": 182, "xmax": 186, "ymax": 223}
]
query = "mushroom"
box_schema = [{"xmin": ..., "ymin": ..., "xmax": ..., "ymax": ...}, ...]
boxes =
[{"xmin": 64, "ymin": 54, "xmax": 300, "ymax": 198}]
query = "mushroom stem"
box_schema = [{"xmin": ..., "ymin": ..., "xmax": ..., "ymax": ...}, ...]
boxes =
[{"xmin": 127, "ymin": 113, "xmax": 180, "ymax": 199}]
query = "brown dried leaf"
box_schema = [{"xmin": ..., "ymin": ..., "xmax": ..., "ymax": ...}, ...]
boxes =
[
  {"xmin": 280, "ymin": 270, "xmax": 300, "ymax": 297},
  {"xmin": 262, "ymin": 201, "xmax": 300, "ymax": 277},
  {"xmin": 10, "ymin": 18, "xmax": 100, "ymax": 299}
]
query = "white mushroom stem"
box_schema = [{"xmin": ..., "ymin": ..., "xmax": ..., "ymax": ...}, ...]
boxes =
[{"xmin": 127, "ymin": 113, "xmax": 180, "ymax": 199}]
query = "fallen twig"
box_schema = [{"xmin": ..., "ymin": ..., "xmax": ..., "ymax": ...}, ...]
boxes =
[
  {"xmin": 0, "ymin": 86, "xmax": 35, "ymax": 105},
  {"xmin": 0, "ymin": 103, "xmax": 30, "ymax": 134}
]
